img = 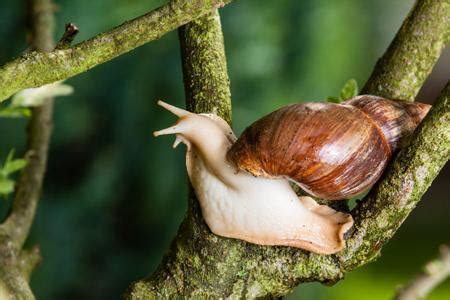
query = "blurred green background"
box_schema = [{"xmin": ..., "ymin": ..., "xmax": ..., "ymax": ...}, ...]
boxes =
[{"xmin": 0, "ymin": 0, "xmax": 449, "ymax": 299}]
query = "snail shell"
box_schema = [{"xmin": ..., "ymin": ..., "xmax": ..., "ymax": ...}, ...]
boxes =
[{"xmin": 227, "ymin": 95, "xmax": 430, "ymax": 200}]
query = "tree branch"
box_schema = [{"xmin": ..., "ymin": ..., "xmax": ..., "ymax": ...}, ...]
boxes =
[
  {"xmin": 361, "ymin": 0, "xmax": 449, "ymax": 101},
  {"xmin": 2, "ymin": 0, "xmax": 55, "ymax": 253},
  {"xmin": 179, "ymin": 11, "xmax": 232, "ymax": 124},
  {"xmin": 55, "ymin": 23, "xmax": 79, "ymax": 50},
  {"xmin": 0, "ymin": 0, "xmax": 234, "ymax": 103},
  {"xmin": 18, "ymin": 246, "xmax": 42, "ymax": 282},
  {"xmin": 127, "ymin": 0, "xmax": 450, "ymax": 298},
  {"xmin": 395, "ymin": 245, "xmax": 450, "ymax": 300},
  {"xmin": 0, "ymin": 231, "xmax": 35, "ymax": 299},
  {"xmin": 0, "ymin": 0, "xmax": 55, "ymax": 298}
]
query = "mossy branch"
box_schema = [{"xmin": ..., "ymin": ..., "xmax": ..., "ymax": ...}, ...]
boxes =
[
  {"xmin": 0, "ymin": 0, "xmax": 56, "ymax": 298},
  {"xmin": 361, "ymin": 0, "xmax": 449, "ymax": 101},
  {"xmin": 127, "ymin": 0, "xmax": 450, "ymax": 298},
  {"xmin": 0, "ymin": 0, "xmax": 234, "ymax": 103},
  {"xmin": 179, "ymin": 11, "xmax": 232, "ymax": 124}
]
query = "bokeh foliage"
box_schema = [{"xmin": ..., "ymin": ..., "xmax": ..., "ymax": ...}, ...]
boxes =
[{"xmin": 0, "ymin": 0, "xmax": 448, "ymax": 299}]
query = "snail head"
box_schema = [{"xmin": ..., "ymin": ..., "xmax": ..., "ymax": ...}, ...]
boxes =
[{"xmin": 153, "ymin": 100, "xmax": 236, "ymax": 152}]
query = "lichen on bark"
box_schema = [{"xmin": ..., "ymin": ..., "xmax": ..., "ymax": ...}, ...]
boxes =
[{"xmin": 179, "ymin": 10, "xmax": 232, "ymax": 123}]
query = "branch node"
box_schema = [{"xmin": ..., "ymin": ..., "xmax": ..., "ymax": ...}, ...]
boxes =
[
  {"xmin": 19, "ymin": 245, "xmax": 42, "ymax": 281},
  {"xmin": 56, "ymin": 23, "xmax": 79, "ymax": 50}
]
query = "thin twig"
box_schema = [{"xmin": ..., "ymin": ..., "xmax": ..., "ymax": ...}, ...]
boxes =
[
  {"xmin": 0, "ymin": 0, "xmax": 234, "ymax": 102},
  {"xmin": 1, "ymin": 0, "xmax": 56, "ymax": 251},
  {"xmin": 395, "ymin": 245, "xmax": 450, "ymax": 300},
  {"xmin": 55, "ymin": 23, "xmax": 79, "ymax": 50}
]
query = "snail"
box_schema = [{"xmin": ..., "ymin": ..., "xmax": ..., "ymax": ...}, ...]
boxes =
[
  {"xmin": 153, "ymin": 95, "xmax": 430, "ymax": 254},
  {"xmin": 228, "ymin": 95, "xmax": 431, "ymax": 200}
]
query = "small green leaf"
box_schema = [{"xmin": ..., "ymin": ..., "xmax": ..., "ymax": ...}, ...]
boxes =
[
  {"xmin": 0, "ymin": 106, "xmax": 31, "ymax": 118},
  {"xmin": 1, "ymin": 149, "xmax": 27, "ymax": 176},
  {"xmin": 326, "ymin": 96, "xmax": 341, "ymax": 103},
  {"xmin": 0, "ymin": 178, "xmax": 14, "ymax": 196},
  {"xmin": 327, "ymin": 79, "xmax": 359, "ymax": 103},
  {"xmin": 4, "ymin": 159, "xmax": 27, "ymax": 175},
  {"xmin": 5, "ymin": 149, "xmax": 15, "ymax": 165},
  {"xmin": 339, "ymin": 78, "xmax": 358, "ymax": 101},
  {"xmin": 0, "ymin": 150, "xmax": 27, "ymax": 198}
]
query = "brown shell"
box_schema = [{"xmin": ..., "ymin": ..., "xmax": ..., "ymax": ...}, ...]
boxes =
[
  {"xmin": 344, "ymin": 95, "xmax": 430, "ymax": 152},
  {"xmin": 227, "ymin": 96, "xmax": 430, "ymax": 200}
]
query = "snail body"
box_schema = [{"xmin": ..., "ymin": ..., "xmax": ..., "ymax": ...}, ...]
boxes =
[
  {"xmin": 228, "ymin": 95, "xmax": 430, "ymax": 200},
  {"xmin": 153, "ymin": 95, "xmax": 429, "ymax": 254},
  {"xmin": 154, "ymin": 101, "xmax": 353, "ymax": 254}
]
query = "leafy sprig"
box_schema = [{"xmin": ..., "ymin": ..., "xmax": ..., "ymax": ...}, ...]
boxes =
[
  {"xmin": 0, "ymin": 150, "xmax": 27, "ymax": 197},
  {"xmin": 327, "ymin": 79, "xmax": 359, "ymax": 103}
]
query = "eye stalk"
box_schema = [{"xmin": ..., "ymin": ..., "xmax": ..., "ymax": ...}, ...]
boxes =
[
  {"xmin": 153, "ymin": 101, "xmax": 191, "ymax": 138},
  {"xmin": 156, "ymin": 100, "xmax": 191, "ymax": 118}
]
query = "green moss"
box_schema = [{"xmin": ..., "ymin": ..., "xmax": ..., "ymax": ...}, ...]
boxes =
[{"xmin": 179, "ymin": 10, "xmax": 232, "ymax": 123}]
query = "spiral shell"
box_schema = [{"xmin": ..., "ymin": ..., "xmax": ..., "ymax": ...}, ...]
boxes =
[{"xmin": 227, "ymin": 95, "xmax": 430, "ymax": 200}]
